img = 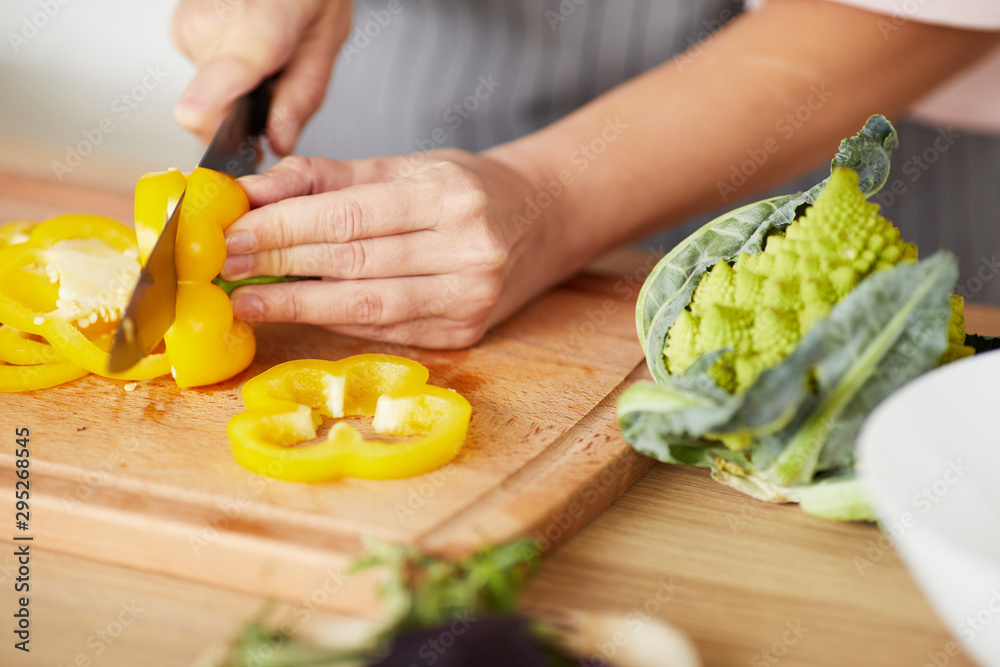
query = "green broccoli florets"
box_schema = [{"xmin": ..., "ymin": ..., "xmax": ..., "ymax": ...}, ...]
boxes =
[{"xmin": 664, "ymin": 167, "xmax": 973, "ymax": 393}]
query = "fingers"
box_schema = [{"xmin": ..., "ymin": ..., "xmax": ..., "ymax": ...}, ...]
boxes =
[
  {"xmin": 175, "ymin": 56, "xmax": 264, "ymax": 145},
  {"xmin": 221, "ymin": 232, "xmax": 437, "ymax": 280},
  {"xmin": 236, "ymin": 155, "xmax": 405, "ymax": 209},
  {"xmin": 325, "ymin": 320, "xmax": 486, "ymax": 350},
  {"xmin": 267, "ymin": 27, "xmax": 342, "ymax": 156},
  {"xmin": 224, "ymin": 177, "xmax": 440, "ymax": 257},
  {"xmin": 236, "ymin": 156, "xmax": 359, "ymax": 208},
  {"xmin": 222, "ymin": 156, "xmax": 513, "ymax": 350},
  {"xmin": 229, "ymin": 276, "xmax": 483, "ymax": 328},
  {"xmin": 171, "ymin": 0, "xmax": 347, "ymax": 148}
]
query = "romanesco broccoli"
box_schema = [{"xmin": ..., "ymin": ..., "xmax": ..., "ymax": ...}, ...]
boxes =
[{"xmin": 664, "ymin": 167, "xmax": 973, "ymax": 393}]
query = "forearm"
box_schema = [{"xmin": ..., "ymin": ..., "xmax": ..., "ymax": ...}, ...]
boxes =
[{"xmin": 488, "ymin": 0, "xmax": 999, "ymax": 269}]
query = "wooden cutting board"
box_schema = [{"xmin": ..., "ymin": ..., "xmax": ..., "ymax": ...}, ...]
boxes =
[{"xmin": 0, "ymin": 172, "xmax": 654, "ymax": 614}]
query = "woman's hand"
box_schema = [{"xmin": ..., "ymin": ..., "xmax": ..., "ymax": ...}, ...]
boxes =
[
  {"xmin": 171, "ymin": 0, "xmax": 351, "ymax": 155},
  {"xmin": 219, "ymin": 151, "xmax": 581, "ymax": 349}
]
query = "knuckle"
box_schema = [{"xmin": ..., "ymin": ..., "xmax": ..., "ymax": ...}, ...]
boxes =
[
  {"xmin": 336, "ymin": 242, "xmax": 367, "ymax": 280},
  {"xmin": 469, "ymin": 276, "xmax": 503, "ymax": 310},
  {"xmin": 271, "ymin": 216, "xmax": 292, "ymax": 249},
  {"xmin": 326, "ymin": 197, "xmax": 365, "ymax": 243},
  {"xmin": 345, "ymin": 288, "xmax": 382, "ymax": 325},
  {"xmin": 447, "ymin": 324, "xmax": 487, "ymax": 349},
  {"xmin": 279, "ymin": 289, "xmax": 303, "ymax": 323},
  {"xmin": 272, "ymin": 248, "xmax": 295, "ymax": 276},
  {"xmin": 465, "ymin": 229, "xmax": 509, "ymax": 273},
  {"xmin": 291, "ymin": 78, "xmax": 327, "ymax": 117},
  {"xmin": 440, "ymin": 163, "xmax": 488, "ymax": 208},
  {"xmin": 274, "ymin": 154, "xmax": 313, "ymax": 177}
]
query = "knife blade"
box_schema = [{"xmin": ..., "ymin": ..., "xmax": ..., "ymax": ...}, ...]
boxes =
[{"xmin": 107, "ymin": 77, "xmax": 275, "ymax": 374}]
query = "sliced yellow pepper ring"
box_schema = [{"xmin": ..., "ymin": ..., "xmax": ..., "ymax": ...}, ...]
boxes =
[
  {"xmin": 0, "ymin": 325, "xmax": 63, "ymax": 365},
  {"xmin": 0, "ymin": 359, "xmax": 89, "ymax": 392},
  {"xmin": 0, "ymin": 323, "xmax": 88, "ymax": 392},
  {"xmin": 0, "ymin": 216, "xmax": 170, "ymax": 381},
  {"xmin": 227, "ymin": 355, "xmax": 472, "ymax": 482},
  {"xmin": 0, "ymin": 220, "xmax": 37, "ymax": 248}
]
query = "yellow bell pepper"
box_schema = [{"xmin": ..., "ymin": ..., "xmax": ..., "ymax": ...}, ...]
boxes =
[
  {"xmin": 0, "ymin": 220, "xmax": 36, "ymax": 248},
  {"xmin": 0, "ymin": 324, "xmax": 89, "ymax": 391},
  {"xmin": 0, "ymin": 325, "xmax": 63, "ymax": 365},
  {"xmin": 227, "ymin": 355, "xmax": 472, "ymax": 482},
  {"xmin": 134, "ymin": 167, "xmax": 256, "ymax": 387},
  {"xmin": 0, "ymin": 215, "xmax": 170, "ymax": 383}
]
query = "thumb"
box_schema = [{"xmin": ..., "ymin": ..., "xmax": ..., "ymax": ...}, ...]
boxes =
[{"xmin": 174, "ymin": 55, "xmax": 265, "ymax": 145}]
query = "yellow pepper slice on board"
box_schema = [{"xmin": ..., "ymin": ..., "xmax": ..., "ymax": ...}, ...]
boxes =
[
  {"xmin": 0, "ymin": 321, "xmax": 88, "ymax": 392},
  {"xmin": 134, "ymin": 167, "xmax": 256, "ymax": 387},
  {"xmin": 228, "ymin": 355, "xmax": 472, "ymax": 482},
  {"xmin": 0, "ymin": 220, "xmax": 36, "ymax": 248},
  {"xmin": 0, "ymin": 216, "xmax": 170, "ymax": 382},
  {"xmin": 0, "ymin": 325, "xmax": 64, "ymax": 365},
  {"xmin": 0, "ymin": 359, "xmax": 89, "ymax": 392}
]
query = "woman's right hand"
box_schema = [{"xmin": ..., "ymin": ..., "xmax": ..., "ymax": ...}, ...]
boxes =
[{"xmin": 170, "ymin": 0, "xmax": 352, "ymax": 155}]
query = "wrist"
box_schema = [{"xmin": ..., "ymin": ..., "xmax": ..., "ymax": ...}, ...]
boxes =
[{"xmin": 485, "ymin": 137, "xmax": 599, "ymax": 276}]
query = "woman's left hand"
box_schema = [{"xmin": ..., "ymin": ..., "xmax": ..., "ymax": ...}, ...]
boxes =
[{"xmin": 220, "ymin": 150, "xmax": 579, "ymax": 349}]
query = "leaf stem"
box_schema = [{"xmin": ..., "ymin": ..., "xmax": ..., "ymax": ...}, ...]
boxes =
[{"xmin": 212, "ymin": 274, "xmax": 319, "ymax": 296}]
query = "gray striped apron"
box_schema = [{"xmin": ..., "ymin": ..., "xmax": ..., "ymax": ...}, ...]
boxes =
[{"xmin": 299, "ymin": 0, "xmax": 1000, "ymax": 306}]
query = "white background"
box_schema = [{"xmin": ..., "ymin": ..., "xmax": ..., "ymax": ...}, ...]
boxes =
[{"xmin": 0, "ymin": 0, "xmax": 203, "ymax": 187}]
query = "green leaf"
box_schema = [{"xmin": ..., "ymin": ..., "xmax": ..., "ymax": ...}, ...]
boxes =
[
  {"xmin": 795, "ymin": 475, "xmax": 876, "ymax": 522},
  {"xmin": 830, "ymin": 114, "xmax": 899, "ymax": 196},
  {"xmin": 763, "ymin": 252, "xmax": 955, "ymax": 485}
]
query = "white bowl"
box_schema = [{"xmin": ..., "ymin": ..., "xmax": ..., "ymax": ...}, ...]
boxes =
[{"xmin": 858, "ymin": 350, "xmax": 1000, "ymax": 667}]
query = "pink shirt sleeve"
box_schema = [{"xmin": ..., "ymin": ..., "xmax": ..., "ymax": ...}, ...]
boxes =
[
  {"xmin": 743, "ymin": 0, "xmax": 1000, "ymax": 134},
  {"xmin": 744, "ymin": 0, "xmax": 1000, "ymax": 29}
]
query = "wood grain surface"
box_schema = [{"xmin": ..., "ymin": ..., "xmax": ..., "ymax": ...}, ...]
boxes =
[
  {"xmin": 0, "ymin": 172, "xmax": 653, "ymax": 615},
  {"xmin": 1, "ymin": 174, "xmax": 999, "ymax": 666}
]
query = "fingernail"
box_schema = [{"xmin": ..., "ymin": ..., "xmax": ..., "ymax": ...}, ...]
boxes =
[
  {"xmin": 231, "ymin": 293, "xmax": 263, "ymax": 320},
  {"xmin": 221, "ymin": 254, "xmax": 252, "ymax": 278},
  {"xmin": 237, "ymin": 174, "xmax": 268, "ymax": 186},
  {"xmin": 226, "ymin": 231, "xmax": 255, "ymax": 254}
]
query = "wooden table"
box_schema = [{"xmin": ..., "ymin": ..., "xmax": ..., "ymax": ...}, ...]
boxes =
[{"xmin": 1, "ymin": 173, "xmax": 998, "ymax": 667}]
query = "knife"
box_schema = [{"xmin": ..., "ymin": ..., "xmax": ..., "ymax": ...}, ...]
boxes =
[{"xmin": 107, "ymin": 77, "xmax": 275, "ymax": 374}]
